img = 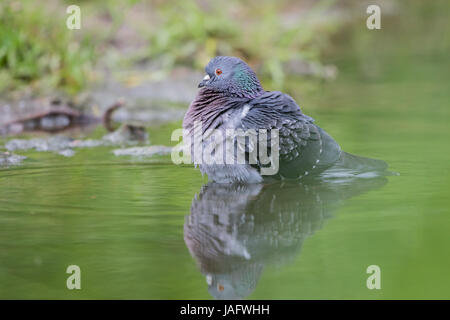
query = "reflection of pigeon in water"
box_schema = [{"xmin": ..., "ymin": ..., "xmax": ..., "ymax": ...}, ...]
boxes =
[
  {"xmin": 184, "ymin": 175, "xmax": 388, "ymax": 299},
  {"xmin": 183, "ymin": 56, "xmax": 388, "ymax": 183}
]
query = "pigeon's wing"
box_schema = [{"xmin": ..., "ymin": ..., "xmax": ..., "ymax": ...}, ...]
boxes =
[{"xmin": 240, "ymin": 91, "xmax": 341, "ymax": 179}]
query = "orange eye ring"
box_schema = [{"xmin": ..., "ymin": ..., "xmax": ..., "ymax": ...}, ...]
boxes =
[{"xmin": 215, "ymin": 68, "xmax": 222, "ymax": 76}]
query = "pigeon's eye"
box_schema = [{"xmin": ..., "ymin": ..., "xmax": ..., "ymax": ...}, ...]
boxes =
[{"xmin": 215, "ymin": 68, "xmax": 222, "ymax": 76}]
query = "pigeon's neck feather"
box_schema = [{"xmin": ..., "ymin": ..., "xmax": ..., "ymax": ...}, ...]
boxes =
[{"xmin": 184, "ymin": 89, "xmax": 251, "ymax": 132}]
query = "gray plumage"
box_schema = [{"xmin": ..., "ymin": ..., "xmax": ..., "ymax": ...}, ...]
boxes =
[{"xmin": 183, "ymin": 56, "xmax": 387, "ymax": 183}]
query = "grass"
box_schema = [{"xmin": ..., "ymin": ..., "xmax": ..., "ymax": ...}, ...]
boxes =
[
  {"xmin": 0, "ymin": 0, "xmax": 95, "ymax": 96},
  {"xmin": 0, "ymin": 0, "xmax": 343, "ymax": 97}
]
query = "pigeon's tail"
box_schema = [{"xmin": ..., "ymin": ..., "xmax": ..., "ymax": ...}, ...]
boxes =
[{"xmin": 334, "ymin": 152, "xmax": 388, "ymax": 173}]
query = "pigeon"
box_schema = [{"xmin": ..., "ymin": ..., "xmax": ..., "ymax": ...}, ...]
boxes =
[{"xmin": 183, "ymin": 56, "xmax": 387, "ymax": 183}]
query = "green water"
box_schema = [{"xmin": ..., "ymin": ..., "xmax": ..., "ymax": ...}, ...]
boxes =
[{"xmin": 1, "ymin": 3, "xmax": 450, "ymax": 299}]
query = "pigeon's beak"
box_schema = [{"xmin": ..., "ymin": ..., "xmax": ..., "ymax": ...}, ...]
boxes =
[{"xmin": 198, "ymin": 74, "xmax": 210, "ymax": 88}]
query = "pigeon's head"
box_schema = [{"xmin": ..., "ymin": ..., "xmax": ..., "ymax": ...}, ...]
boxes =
[{"xmin": 198, "ymin": 56, "xmax": 263, "ymax": 97}]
